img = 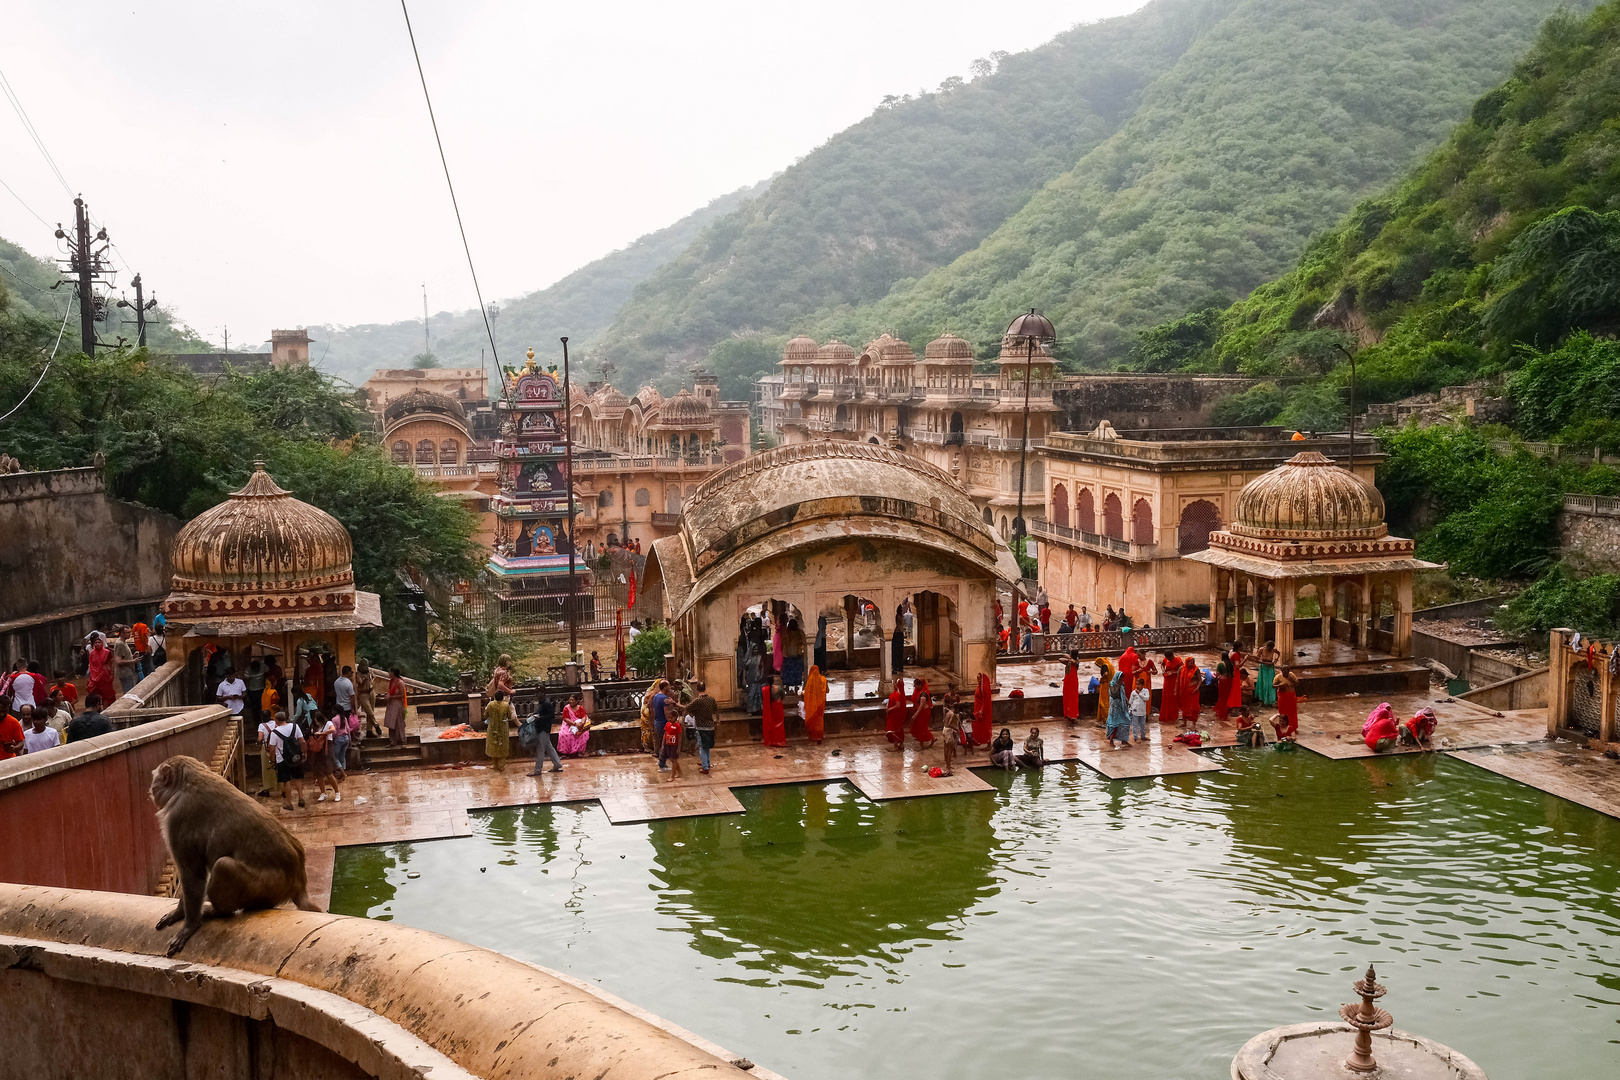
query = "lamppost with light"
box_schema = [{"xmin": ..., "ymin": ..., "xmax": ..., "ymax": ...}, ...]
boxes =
[{"xmin": 1004, "ymin": 308, "xmax": 1056, "ymax": 561}]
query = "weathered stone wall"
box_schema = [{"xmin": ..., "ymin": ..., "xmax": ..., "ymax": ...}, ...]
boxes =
[
  {"xmin": 0, "ymin": 468, "xmax": 181, "ymax": 625},
  {"xmin": 1053, "ymin": 374, "xmax": 1276, "ymax": 433},
  {"xmin": 1558, "ymin": 501, "xmax": 1620, "ymax": 575}
]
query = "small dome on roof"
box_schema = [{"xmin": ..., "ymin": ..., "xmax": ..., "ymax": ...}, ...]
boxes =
[
  {"xmin": 783, "ymin": 335, "xmax": 819, "ymax": 361},
  {"xmin": 861, "ymin": 333, "xmax": 916, "ymax": 364},
  {"xmin": 925, "ymin": 333, "xmax": 974, "ymax": 360},
  {"xmin": 595, "ymin": 383, "xmax": 628, "ymax": 409},
  {"xmin": 817, "ymin": 339, "xmax": 857, "ymax": 360},
  {"xmin": 659, "ymin": 388, "xmax": 712, "ymax": 425},
  {"xmin": 167, "ymin": 463, "xmax": 355, "ymax": 608},
  {"xmin": 384, "ymin": 387, "xmax": 466, "ymax": 425},
  {"xmin": 1230, "ymin": 451, "xmax": 1387, "ymax": 541}
]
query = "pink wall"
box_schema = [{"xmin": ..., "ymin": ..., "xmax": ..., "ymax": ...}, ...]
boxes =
[{"xmin": 0, "ymin": 711, "xmax": 228, "ymax": 896}]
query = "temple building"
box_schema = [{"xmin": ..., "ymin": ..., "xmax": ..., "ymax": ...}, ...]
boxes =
[
  {"xmin": 1184, "ymin": 450, "xmax": 1440, "ymax": 662},
  {"xmin": 770, "ymin": 332, "xmax": 1060, "ymax": 536},
  {"xmin": 1035, "ymin": 425, "xmax": 1378, "ymax": 623},
  {"xmin": 159, "ymin": 461, "xmax": 382, "ymax": 702},
  {"xmin": 486, "ymin": 352, "xmax": 578, "ymax": 614},
  {"xmin": 382, "ymin": 388, "xmax": 498, "ymax": 548},
  {"xmin": 568, "ymin": 367, "xmax": 752, "ymax": 555},
  {"xmin": 638, "ymin": 441, "xmax": 1022, "ymax": 706}
]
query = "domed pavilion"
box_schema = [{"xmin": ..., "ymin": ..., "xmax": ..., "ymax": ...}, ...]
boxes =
[
  {"xmin": 1184, "ymin": 451, "xmax": 1440, "ymax": 662},
  {"xmin": 638, "ymin": 440, "xmax": 1022, "ymax": 703},
  {"xmin": 161, "ymin": 461, "xmax": 382, "ymax": 702}
]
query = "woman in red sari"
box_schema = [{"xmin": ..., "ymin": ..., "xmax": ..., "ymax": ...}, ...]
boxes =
[
  {"xmin": 762, "ymin": 677, "xmax": 787, "ymax": 747},
  {"xmin": 1179, "ymin": 656, "xmax": 1203, "ymax": 730},
  {"xmin": 885, "ymin": 680, "xmax": 907, "ymax": 751},
  {"xmin": 1225, "ymin": 645, "xmax": 1246, "ymax": 715},
  {"xmin": 802, "ymin": 665, "xmax": 827, "ymax": 744},
  {"xmin": 909, "ymin": 679, "xmax": 935, "ymax": 748},
  {"xmin": 1158, "ymin": 651, "xmax": 1181, "ymax": 724},
  {"xmin": 1061, "ymin": 658, "xmax": 1080, "ymax": 721},
  {"xmin": 972, "ymin": 672, "xmax": 993, "ymax": 748},
  {"xmin": 86, "ymin": 635, "xmax": 116, "ymax": 706}
]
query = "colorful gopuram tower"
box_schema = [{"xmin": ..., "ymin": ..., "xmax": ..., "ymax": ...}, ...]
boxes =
[{"xmin": 488, "ymin": 349, "xmax": 579, "ymax": 611}]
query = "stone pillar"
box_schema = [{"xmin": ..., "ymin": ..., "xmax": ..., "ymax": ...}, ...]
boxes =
[
  {"xmin": 1211, "ymin": 568, "xmax": 1229, "ymax": 644},
  {"xmin": 1601, "ymin": 642, "xmax": 1616, "ymax": 744},
  {"xmin": 1319, "ymin": 577, "xmax": 1334, "ymax": 653},
  {"xmin": 1357, "ymin": 574, "xmax": 1371, "ymax": 653},
  {"xmin": 878, "ymin": 621, "xmax": 892, "ymax": 698},
  {"xmin": 1276, "ymin": 577, "xmax": 1297, "ymax": 662},
  {"xmin": 843, "ymin": 594, "xmax": 857, "ymax": 670},
  {"xmin": 1394, "ymin": 574, "xmax": 1413, "ymax": 658},
  {"xmin": 1548, "ymin": 628, "xmax": 1573, "ymax": 739}
]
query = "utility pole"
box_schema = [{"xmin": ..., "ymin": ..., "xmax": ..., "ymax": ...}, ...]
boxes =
[
  {"xmin": 560, "ymin": 336, "xmax": 580, "ymax": 665},
  {"xmin": 117, "ymin": 273, "xmax": 157, "ymax": 348},
  {"xmin": 423, "ymin": 282, "xmax": 430, "ymax": 360},
  {"xmin": 53, "ymin": 196, "xmax": 115, "ymax": 356},
  {"xmin": 223, "ymin": 326, "xmax": 229, "ymax": 353}
]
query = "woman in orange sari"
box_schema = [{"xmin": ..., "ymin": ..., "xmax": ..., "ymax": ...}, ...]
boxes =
[
  {"xmin": 909, "ymin": 679, "xmax": 935, "ymax": 748},
  {"xmin": 762, "ymin": 676, "xmax": 787, "ymax": 747},
  {"xmin": 1093, "ymin": 657, "xmax": 1115, "ymax": 724},
  {"xmin": 303, "ymin": 655, "xmax": 325, "ymax": 708},
  {"xmin": 1158, "ymin": 651, "xmax": 1181, "ymax": 724},
  {"xmin": 1178, "ymin": 656, "xmax": 1203, "ymax": 730},
  {"xmin": 1061, "ymin": 658, "xmax": 1080, "ymax": 721},
  {"xmin": 802, "ymin": 665, "xmax": 827, "ymax": 744},
  {"xmin": 885, "ymin": 680, "xmax": 907, "ymax": 751},
  {"xmin": 971, "ymin": 672, "xmax": 992, "ymax": 749}
]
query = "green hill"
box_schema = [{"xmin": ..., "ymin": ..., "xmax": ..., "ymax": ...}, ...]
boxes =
[
  {"xmin": 594, "ymin": 0, "xmax": 1584, "ymax": 385},
  {"xmin": 590, "ymin": 0, "xmax": 1228, "ymax": 385},
  {"xmin": 312, "ymin": 180, "xmax": 768, "ymax": 387}
]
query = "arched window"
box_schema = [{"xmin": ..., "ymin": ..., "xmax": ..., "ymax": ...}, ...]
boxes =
[
  {"xmin": 440, "ymin": 438, "xmax": 459, "ymax": 461},
  {"xmin": 1000, "ymin": 515, "xmax": 1010, "ymax": 540},
  {"xmin": 1077, "ymin": 488, "xmax": 1095, "ymax": 534},
  {"xmin": 1132, "ymin": 498, "xmax": 1153, "ymax": 546},
  {"xmin": 1103, "ymin": 493, "xmax": 1124, "ymax": 540},
  {"xmin": 415, "ymin": 439, "xmax": 435, "ymax": 463},
  {"xmin": 983, "ymin": 506, "xmax": 994, "ymax": 525},
  {"xmin": 1052, "ymin": 483, "xmax": 1069, "ymax": 528},
  {"xmin": 665, "ymin": 487, "xmax": 682, "ymax": 514},
  {"xmin": 949, "ymin": 411, "xmax": 963, "ymax": 433},
  {"xmin": 634, "ymin": 487, "xmax": 651, "ymax": 507},
  {"xmin": 391, "ymin": 440, "xmax": 408, "ymax": 462},
  {"xmin": 1178, "ymin": 500, "xmax": 1222, "ymax": 554},
  {"xmin": 597, "ymin": 490, "xmax": 614, "ymax": 508}
]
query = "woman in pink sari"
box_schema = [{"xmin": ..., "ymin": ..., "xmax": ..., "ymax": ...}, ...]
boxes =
[{"xmin": 558, "ymin": 692, "xmax": 592, "ymax": 756}]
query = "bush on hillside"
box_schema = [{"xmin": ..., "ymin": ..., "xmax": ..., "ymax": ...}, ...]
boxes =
[{"xmin": 1498, "ymin": 565, "xmax": 1620, "ymax": 637}]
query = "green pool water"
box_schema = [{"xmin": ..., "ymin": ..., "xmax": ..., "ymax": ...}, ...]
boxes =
[{"xmin": 331, "ymin": 752, "xmax": 1620, "ymax": 1079}]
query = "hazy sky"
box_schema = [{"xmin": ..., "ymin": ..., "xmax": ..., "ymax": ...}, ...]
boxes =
[{"xmin": 2, "ymin": 1, "xmax": 1147, "ymax": 347}]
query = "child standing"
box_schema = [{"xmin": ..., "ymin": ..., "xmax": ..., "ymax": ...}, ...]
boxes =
[
  {"xmin": 1128, "ymin": 675, "xmax": 1151, "ymax": 743},
  {"xmin": 661, "ymin": 716, "xmax": 683, "ymax": 781},
  {"xmin": 939, "ymin": 698, "xmax": 961, "ymax": 777}
]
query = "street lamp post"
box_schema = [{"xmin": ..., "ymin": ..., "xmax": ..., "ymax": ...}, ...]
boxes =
[
  {"xmin": 1004, "ymin": 308, "xmax": 1056, "ymax": 562},
  {"xmin": 560, "ymin": 337, "xmax": 579, "ymax": 671}
]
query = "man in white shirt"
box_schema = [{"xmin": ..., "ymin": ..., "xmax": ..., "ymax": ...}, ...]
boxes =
[
  {"xmin": 628, "ymin": 621, "xmax": 642, "ymax": 643},
  {"xmin": 334, "ymin": 667, "xmax": 355, "ymax": 713},
  {"xmin": 217, "ymin": 673, "xmax": 247, "ymax": 717},
  {"xmin": 1078, "ymin": 606, "xmax": 1093, "ymax": 629},
  {"xmin": 22, "ymin": 708, "xmax": 59, "ymax": 753},
  {"xmin": 9, "ymin": 665, "xmax": 37, "ymax": 711}
]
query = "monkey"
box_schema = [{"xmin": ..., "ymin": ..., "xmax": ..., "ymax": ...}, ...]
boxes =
[{"xmin": 149, "ymin": 754, "xmax": 322, "ymax": 956}]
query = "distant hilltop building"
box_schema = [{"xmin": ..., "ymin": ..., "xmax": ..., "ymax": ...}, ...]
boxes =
[{"xmin": 166, "ymin": 328, "xmax": 314, "ymax": 376}]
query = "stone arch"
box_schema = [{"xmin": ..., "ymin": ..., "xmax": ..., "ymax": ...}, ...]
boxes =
[
  {"xmin": 634, "ymin": 487, "xmax": 651, "ymax": 507},
  {"xmin": 1132, "ymin": 498, "xmax": 1153, "ymax": 546},
  {"xmin": 1000, "ymin": 514, "xmax": 1010, "ymax": 540},
  {"xmin": 949, "ymin": 411, "xmax": 963, "ymax": 434},
  {"xmin": 665, "ymin": 486, "xmax": 682, "ymax": 514},
  {"xmin": 1103, "ymin": 493, "xmax": 1124, "ymax": 540},
  {"xmin": 439, "ymin": 438, "xmax": 459, "ymax": 462},
  {"xmin": 391, "ymin": 440, "xmax": 408, "ymax": 463},
  {"xmin": 597, "ymin": 489, "xmax": 614, "ymax": 508},
  {"xmin": 983, "ymin": 506, "xmax": 994, "ymax": 526},
  {"xmin": 1178, "ymin": 499, "xmax": 1221, "ymax": 554},
  {"xmin": 1052, "ymin": 483, "xmax": 1070, "ymax": 528},
  {"xmin": 1077, "ymin": 488, "xmax": 1095, "ymax": 533},
  {"xmin": 415, "ymin": 439, "xmax": 435, "ymax": 463}
]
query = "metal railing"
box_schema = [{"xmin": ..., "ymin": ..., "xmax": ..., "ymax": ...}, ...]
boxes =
[
  {"xmin": 1043, "ymin": 623, "xmax": 1209, "ymax": 655},
  {"xmin": 1030, "ymin": 518, "xmax": 1156, "ymax": 562}
]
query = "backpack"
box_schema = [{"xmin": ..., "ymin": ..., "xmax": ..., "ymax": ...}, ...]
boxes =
[
  {"xmin": 306, "ymin": 725, "xmax": 329, "ymax": 755},
  {"xmin": 275, "ymin": 724, "xmax": 305, "ymax": 766}
]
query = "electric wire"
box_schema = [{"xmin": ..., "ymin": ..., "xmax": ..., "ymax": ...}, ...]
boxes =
[
  {"xmin": 0, "ymin": 291, "xmax": 75, "ymax": 424},
  {"xmin": 399, "ymin": 0, "xmax": 500, "ymax": 368},
  {"xmin": 0, "ymin": 65, "xmax": 73, "ymax": 196},
  {"xmin": 0, "ymin": 173, "xmax": 50, "ymax": 227}
]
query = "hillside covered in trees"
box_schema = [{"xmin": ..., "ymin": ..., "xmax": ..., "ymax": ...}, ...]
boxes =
[
  {"xmin": 1145, "ymin": 1, "xmax": 1620, "ymax": 633},
  {"xmin": 593, "ymin": 0, "xmax": 1586, "ymax": 387},
  {"xmin": 309, "ymin": 180, "xmax": 767, "ymax": 387}
]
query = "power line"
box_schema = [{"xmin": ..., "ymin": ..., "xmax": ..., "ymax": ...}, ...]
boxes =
[
  {"xmin": 0, "ymin": 172, "xmax": 50, "ymax": 227},
  {"xmin": 399, "ymin": 0, "xmax": 500, "ymax": 368},
  {"xmin": 0, "ymin": 65, "xmax": 73, "ymax": 196},
  {"xmin": 0, "ymin": 291, "xmax": 75, "ymax": 424}
]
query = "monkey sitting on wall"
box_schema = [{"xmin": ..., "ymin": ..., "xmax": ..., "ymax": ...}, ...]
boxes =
[{"xmin": 149, "ymin": 754, "xmax": 323, "ymax": 956}]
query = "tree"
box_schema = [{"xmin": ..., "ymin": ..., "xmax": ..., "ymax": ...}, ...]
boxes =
[
  {"xmin": 628, "ymin": 625, "xmax": 672, "ymax": 676},
  {"xmin": 1485, "ymin": 207, "xmax": 1620, "ymax": 346}
]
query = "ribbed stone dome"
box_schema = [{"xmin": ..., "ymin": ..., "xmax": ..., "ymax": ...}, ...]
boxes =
[
  {"xmin": 925, "ymin": 332, "xmax": 974, "ymax": 360},
  {"xmin": 783, "ymin": 334, "xmax": 819, "ymax": 360},
  {"xmin": 168, "ymin": 463, "xmax": 355, "ymax": 605},
  {"xmin": 862, "ymin": 333, "xmax": 916, "ymax": 363},
  {"xmin": 817, "ymin": 339, "xmax": 857, "ymax": 360},
  {"xmin": 659, "ymin": 388, "xmax": 712, "ymax": 424},
  {"xmin": 1229, "ymin": 451, "xmax": 1387, "ymax": 541}
]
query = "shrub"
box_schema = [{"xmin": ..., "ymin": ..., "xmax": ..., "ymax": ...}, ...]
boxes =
[{"xmin": 628, "ymin": 625, "xmax": 673, "ymax": 676}]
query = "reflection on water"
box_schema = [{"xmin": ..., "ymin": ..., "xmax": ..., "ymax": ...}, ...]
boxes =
[{"xmin": 330, "ymin": 755, "xmax": 1620, "ymax": 1080}]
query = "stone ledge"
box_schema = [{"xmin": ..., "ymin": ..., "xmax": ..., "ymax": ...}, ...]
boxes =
[{"xmin": 0, "ymin": 705, "xmax": 230, "ymax": 792}]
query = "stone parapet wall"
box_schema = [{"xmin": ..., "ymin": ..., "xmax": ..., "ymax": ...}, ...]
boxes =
[
  {"xmin": 1559, "ymin": 497, "xmax": 1620, "ymax": 575},
  {"xmin": 0, "ymin": 884, "xmax": 768, "ymax": 1080}
]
